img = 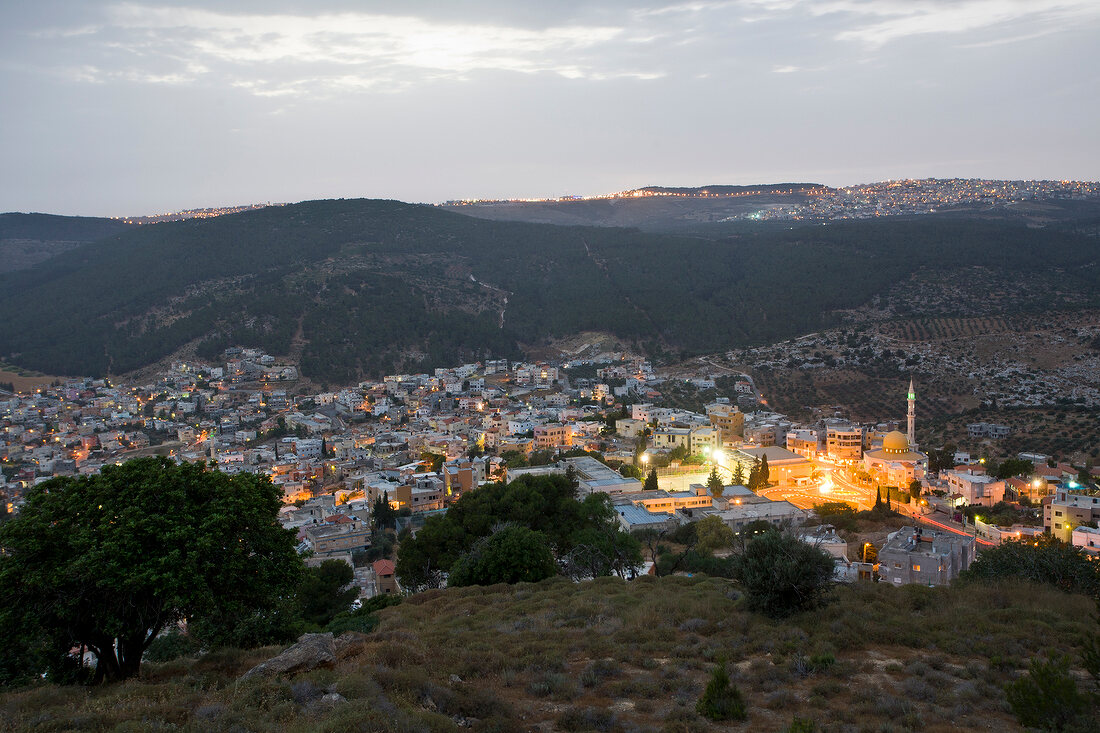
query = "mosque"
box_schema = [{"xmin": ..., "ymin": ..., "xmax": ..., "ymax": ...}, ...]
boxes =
[{"xmin": 862, "ymin": 379, "xmax": 927, "ymax": 487}]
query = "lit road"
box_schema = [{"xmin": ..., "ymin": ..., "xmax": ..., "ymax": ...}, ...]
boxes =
[{"xmin": 754, "ymin": 461, "xmax": 995, "ymax": 547}]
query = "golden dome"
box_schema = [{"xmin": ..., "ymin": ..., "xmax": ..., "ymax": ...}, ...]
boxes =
[{"xmin": 882, "ymin": 431, "xmax": 909, "ymax": 454}]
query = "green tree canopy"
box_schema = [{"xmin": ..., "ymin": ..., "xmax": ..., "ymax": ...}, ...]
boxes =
[
  {"xmin": 395, "ymin": 474, "xmax": 640, "ymax": 590},
  {"xmin": 296, "ymin": 560, "xmax": 359, "ymax": 629},
  {"xmin": 448, "ymin": 525, "xmax": 558, "ymax": 587},
  {"xmin": 735, "ymin": 531, "xmax": 835, "ymax": 617},
  {"xmin": 695, "ymin": 515, "xmax": 735, "ymax": 556},
  {"xmin": 707, "ymin": 467, "xmax": 724, "ymax": 497},
  {"xmin": 0, "ymin": 457, "xmax": 301, "ymax": 684},
  {"xmin": 643, "ymin": 469, "xmax": 659, "ymax": 492},
  {"xmin": 963, "ymin": 535, "xmax": 1100, "ymax": 597}
]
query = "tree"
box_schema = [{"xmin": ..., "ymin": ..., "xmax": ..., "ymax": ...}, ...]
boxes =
[
  {"xmin": 372, "ymin": 491, "xmax": 397, "ymax": 530},
  {"xmin": 1004, "ymin": 656, "xmax": 1088, "ymax": 732},
  {"xmin": 735, "ymin": 531, "xmax": 835, "ymax": 617},
  {"xmin": 758, "ymin": 454, "xmax": 770, "ymax": 487},
  {"xmin": 695, "ymin": 515, "xmax": 735, "ymax": 555},
  {"xmin": 908, "ymin": 479, "xmax": 922, "ymax": 501},
  {"xmin": 396, "ymin": 474, "xmax": 639, "ymax": 590},
  {"xmin": 995, "ymin": 458, "xmax": 1035, "ymax": 480},
  {"xmin": 963, "ymin": 535, "xmax": 1100, "ymax": 597},
  {"xmin": 295, "ymin": 560, "xmax": 358, "ymax": 629},
  {"xmin": 0, "ymin": 457, "xmax": 301, "ymax": 683},
  {"xmin": 644, "ymin": 469, "xmax": 659, "ymax": 491},
  {"xmin": 731, "ymin": 461, "xmax": 745, "ymax": 486},
  {"xmin": 696, "ymin": 661, "xmax": 747, "ymax": 721},
  {"xmin": 448, "ymin": 525, "xmax": 558, "ymax": 587},
  {"xmin": 707, "ymin": 467, "xmax": 724, "ymax": 497}
]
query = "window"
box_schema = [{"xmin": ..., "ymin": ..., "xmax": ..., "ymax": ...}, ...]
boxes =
[
  {"xmin": 894, "ymin": 563, "xmax": 902, "ymax": 569},
  {"xmin": 1056, "ymin": 523, "xmax": 1062, "ymax": 529},
  {"xmin": 1056, "ymin": 511, "xmax": 1063, "ymax": 517},
  {"xmin": 913, "ymin": 564, "xmax": 921, "ymax": 571}
]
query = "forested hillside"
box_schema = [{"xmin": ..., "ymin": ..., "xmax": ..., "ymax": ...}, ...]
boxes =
[
  {"xmin": 0, "ymin": 213, "xmax": 134, "ymax": 273},
  {"xmin": 0, "ymin": 199, "xmax": 1097, "ymax": 383}
]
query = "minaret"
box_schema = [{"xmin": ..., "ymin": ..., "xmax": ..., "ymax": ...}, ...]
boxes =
[{"xmin": 907, "ymin": 378, "xmax": 917, "ymax": 450}]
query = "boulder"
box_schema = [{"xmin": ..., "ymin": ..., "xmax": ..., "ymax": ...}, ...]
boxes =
[
  {"xmin": 241, "ymin": 633, "xmax": 336, "ymax": 680},
  {"xmin": 333, "ymin": 631, "xmax": 371, "ymax": 659}
]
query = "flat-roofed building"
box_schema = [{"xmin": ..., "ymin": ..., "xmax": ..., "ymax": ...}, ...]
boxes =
[
  {"xmin": 786, "ymin": 429, "xmax": 820, "ymax": 461},
  {"xmin": 878, "ymin": 526, "xmax": 975, "ymax": 586},
  {"xmin": 534, "ymin": 423, "xmax": 572, "ymax": 449},
  {"xmin": 1045, "ymin": 486, "xmax": 1100, "ymax": 543},
  {"xmin": 707, "ymin": 402, "xmax": 745, "ymax": 445},
  {"xmin": 729, "ymin": 445, "xmax": 814, "ymax": 487},
  {"xmin": 826, "ymin": 422, "xmax": 864, "ymax": 463},
  {"xmin": 705, "ymin": 499, "xmax": 806, "ymax": 532}
]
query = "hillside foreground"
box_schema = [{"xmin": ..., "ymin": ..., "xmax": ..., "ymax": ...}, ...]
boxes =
[{"xmin": 1, "ymin": 575, "xmax": 1095, "ymax": 732}]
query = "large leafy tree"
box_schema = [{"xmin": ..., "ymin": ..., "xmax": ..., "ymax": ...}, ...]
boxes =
[
  {"xmin": 296, "ymin": 560, "xmax": 359, "ymax": 629},
  {"xmin": 963, "ymin": 535, "xmax": 1100, "ymax": 597},
  {"xmin": 448, "ymin": 525, "xmax": 558, "ymax": 587},
  {"xmin": 0, "ymin": 457, "xmax": 301, "ymax": 683},
  {"xmin": 396, "ymin": 474, "xmax": 640, "ymax": 590},
  {"xmin": 735, "ymin": 531, "xmax": 835, "ymax": 617}
]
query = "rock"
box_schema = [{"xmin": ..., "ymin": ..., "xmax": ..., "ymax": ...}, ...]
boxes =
[
  {"xmin": 450, "ymin": 674, "xmax": 464, "ymax": 684},
  {"xmin": 320, "ymin": 693, "xmax": 346, "ymax": 705},
  {"xmin": 334, "ymin": 631, "xmax": 370, "ymax": 659},
  {"xmin": 241, "ymin": 633, "xmax": 336, "ymax": 680}
]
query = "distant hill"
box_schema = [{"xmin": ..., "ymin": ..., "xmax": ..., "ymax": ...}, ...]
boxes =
[
  {"xmin": 0, "ymin": 213, "xmax": 134, "ymax": 273},
  {"xmin": 0, "ymin": 199, "xmax": 1097, "ymax": 384},
  {"xmin": 444, "ymin": 185, "xmax": 823, "ymax": 231}
]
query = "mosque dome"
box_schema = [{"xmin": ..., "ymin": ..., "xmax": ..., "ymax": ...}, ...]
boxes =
[{"xmin": 882, "ymin": 430, "xmax": 909, "ymax": 454}]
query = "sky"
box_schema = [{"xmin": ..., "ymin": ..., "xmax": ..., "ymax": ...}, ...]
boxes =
[{"xmin": 1, "ymin": 0, "xmax": 1098, "ymax": 216}]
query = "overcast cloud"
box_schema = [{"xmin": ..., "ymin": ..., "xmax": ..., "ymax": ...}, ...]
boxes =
[{"xmin": 2, "ymin": 0, "xmax": 1097, "ymax": 215}]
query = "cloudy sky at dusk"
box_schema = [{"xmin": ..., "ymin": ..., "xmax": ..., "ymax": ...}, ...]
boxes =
[{"xmin": 2, "ymin": 0, "xmax": 1098, "ymax": 216}]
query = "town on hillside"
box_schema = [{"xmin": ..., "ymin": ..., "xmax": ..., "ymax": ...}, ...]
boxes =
[{"xmin": 2, "ymin": 347, "xmax": 1098, "ymax": 598}]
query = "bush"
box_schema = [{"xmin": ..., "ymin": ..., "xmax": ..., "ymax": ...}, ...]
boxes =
[
  {"xmin": 144, "ymin": 629, "xmax": 202, "ymax": 662},
  {"xmin": 448, "ymin": 525, "xmax": 558, "ymax": 587},
  {"xmin": 696, "ymin": 662, "xmax": 747, "ymax": 722},
  {"xmin": 1005, "ymin": 656, "xmax": 1089, "ymax": 732},
  {"xmin": 735, "ymin": 531, "xmax": 835, "ymax": 617},
  {"xmin": 964, "ymin": 535, "xmax": 1100, "ymax": 597}
]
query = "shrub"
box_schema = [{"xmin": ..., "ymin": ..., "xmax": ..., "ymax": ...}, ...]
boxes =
[
  {"xmin": 964, "ymin": 536, "xmax": 1100, "ymax": 597},
  {"xmin": 735, "ymin": 531, "xmax": 835, "ymax": 617},
  {"xmin": 144, "ymin": 629, "xmax": 202, "ymax": 663},
  {"xmin": 1005, "ymin": 656, "xmax": 1089, "ymax": 732},
  {"xmin": 696, "ymin": 662, "xmax": 747, "ymax": 722},
  {"xmin": 448, "ymin": 525, "xmax": 558, "ymax": 587}
]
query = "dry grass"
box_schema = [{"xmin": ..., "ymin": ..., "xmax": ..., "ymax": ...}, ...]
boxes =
[{"xmin": 1, "ymin": 577, "xmax": 1095, "ymax": 732}]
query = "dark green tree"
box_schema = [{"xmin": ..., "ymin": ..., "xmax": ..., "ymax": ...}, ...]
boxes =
[
  {"xmin": 448, "ymin": 525, "xmax": 558, "ymax": 587},
  {"xmin": 759, "ymin": 454, "xmax": 770, "ymax": 487},
  {"xmin": 1004, "ymin": 656, "xmax": 1088, "ymax": 732},
  {"xmin": 707, "ymin": 467, "xmax": 725, "ymax": 497},
  {"xmin": 0, "ymin": 457, "xmax": 301, "ymax": 683},
  {"xmin": 696, "ymin": 661, "xmax": 747, "ymax": 721},
  {"xmin": 747, "ymin": 459, "xmax": 762, "ymax": 491},
  {"xmin": 396, "ymin": 474, "xmax": 639, "ymax": 590},
  {"xmin": 644, "ymin": 469, "xmax": 659, "ymax": 492},
  {"xmin": 735, "ymin": 531, "xmax": 835, "ymax": 617},
  {"xmin": 372, "ymin": 491, "xmax": 397, "ymax": 530},
  {"xmin": 963, "ymin": 535, "xmax": 1100, "ymax": 597},
  {"xmin": 296, "ymin": 560, "xmax": 358, "ymax": 629},
  {"xmin": 731, "ymin": 461, "xmax": 746, "ymax": 486}
]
